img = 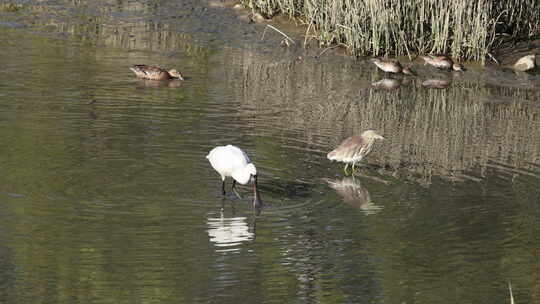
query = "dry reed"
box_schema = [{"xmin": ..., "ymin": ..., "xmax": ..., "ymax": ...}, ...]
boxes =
[{"xmin": 241, "ymin": 0, "xmax": 540, "ymax": 62}]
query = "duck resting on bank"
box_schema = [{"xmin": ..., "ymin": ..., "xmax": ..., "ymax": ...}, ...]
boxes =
[
  {"xmin": 371, "ymin": 58, "xmax": 414, "ymax": 75},
  {"xmin": 420, "ymin": 55, "xmax": 465, "ymax": 71},
  {"xmin": 129, "ymin": 65, "xmax": 184, "ymax": 80},
  {"xmin": 513, "ymin": 54, "xmax": 536, "ymax": 72}
]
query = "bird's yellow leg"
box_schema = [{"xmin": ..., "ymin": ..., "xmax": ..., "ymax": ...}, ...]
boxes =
[
  {"xmin": 352, "ymin": 162, "xmax": 358, "ymax": 175},
  {"xmin": 343, "ymin": 163, "xmax": 350, "ymax": 175}
]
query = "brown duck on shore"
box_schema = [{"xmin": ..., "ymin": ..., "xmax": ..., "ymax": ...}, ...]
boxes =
[
  {"xmin": 129, "ymin": 65, "xmax": 184, "ymax": 80},
  {"xmin": 420, "ymin": 55, "xmax": 464, "ymax": 71},
  {"xmin": 371, "ymin": 58, "xmax": 414, "ymax": 75},
  {"xmin": 513, "ymin": 54, "xmax": 536, "ymax": 72}
]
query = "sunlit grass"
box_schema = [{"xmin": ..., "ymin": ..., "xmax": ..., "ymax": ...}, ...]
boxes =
[{"xmin": 241, "ymin": 0, "xmax": 540, "ymax": 62}]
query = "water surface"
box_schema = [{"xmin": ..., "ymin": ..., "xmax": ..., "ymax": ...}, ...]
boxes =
[{"xmin": 1, "ymin": 1, "xmax": 540, "ymax": 303}]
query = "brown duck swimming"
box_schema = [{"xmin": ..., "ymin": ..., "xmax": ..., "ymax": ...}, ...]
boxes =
[
  {"xmin": 371, "ymin": 58, "xmax": 414, "ymax": 75},
  {"xmin": 129, "ymin": 65, "xmax": 184, "ymax": 80},
  {"xmin": 420, "ymin": 55, "xmax": 464, "ymax": 71}
]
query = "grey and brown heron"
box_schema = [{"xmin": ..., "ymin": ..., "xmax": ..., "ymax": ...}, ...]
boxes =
[{"xmin": 327, "ymin": 130, "xmax": 385, "ymax": 175}]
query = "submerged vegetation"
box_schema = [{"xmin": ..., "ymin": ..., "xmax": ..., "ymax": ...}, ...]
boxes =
[{"xmin": 241, "ymin": 0, "xmax": 540, "ymax": 62}]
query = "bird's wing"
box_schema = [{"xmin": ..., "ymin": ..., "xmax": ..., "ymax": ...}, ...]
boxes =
[
  {"xmin": 328, "ymin": 136, "xmax": 364, "ymax": 161},
  {"xmin": 207, "ymin": 145, "xmax": 251, "ymax": 176},
  {"xmin": 225, "ymin": 145, "xmax": 251, "ymax": 165},
  {"xmin": 132, "ymin": 65, "xmax": 165, "ymax": 76},
  {"xmin": 207, "ymin": 146, "xmax": 235, "ymax": 176}
]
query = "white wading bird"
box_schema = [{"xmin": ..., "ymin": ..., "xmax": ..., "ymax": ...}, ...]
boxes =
[{"xmin": 207, "ymin": 145, "xmax": 262, "ymax": 205}]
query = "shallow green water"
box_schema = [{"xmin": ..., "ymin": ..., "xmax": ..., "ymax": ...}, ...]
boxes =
[{"xmin": 1, "ymin": 1, "xmax": 540, "ymax": 303}]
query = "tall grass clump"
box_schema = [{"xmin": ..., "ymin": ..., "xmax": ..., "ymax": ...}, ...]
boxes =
[{"xmin": 241, "ymin": 0, "xmax": 540, "ymax": 62}]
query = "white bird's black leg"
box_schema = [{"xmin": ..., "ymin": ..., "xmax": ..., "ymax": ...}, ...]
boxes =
[
  {"xmin": 231, "ymin": 180, "xmax": 242, "ymax": 199},
  {"xmin": 221, "ymin": 180, "xmax": 226, "ymax": 196}
]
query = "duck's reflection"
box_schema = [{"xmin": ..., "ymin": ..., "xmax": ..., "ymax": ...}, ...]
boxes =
[
  {"xmin": 421, "ymin": 78, "xmax": 450, "ymax": 89},
  {"xmin": 136, "ymin": 79, "xmax": 184, "ymax": 88},
  {"xmin": 371, "ymin": 78, "xmax": 402, "ymax": 90},
  {"xmin": 325, "ymin": 177, "xmax": 381, "ymax": 214}
]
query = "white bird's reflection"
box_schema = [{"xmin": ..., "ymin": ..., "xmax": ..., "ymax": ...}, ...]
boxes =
[
  {"xmin": 324, "ymin": 177, "xmax": 382, "ymax": 215},
  {"xmin": 207, "ymin": 214, "xmax": 254, "ymax": 249}
]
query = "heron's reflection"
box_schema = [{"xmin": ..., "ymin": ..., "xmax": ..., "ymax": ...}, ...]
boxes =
[{"xmin": 324, "ymin": 177, "xmax": 381, "ymax": 214}]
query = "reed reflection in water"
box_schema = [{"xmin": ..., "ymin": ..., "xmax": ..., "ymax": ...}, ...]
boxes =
[{"xmin": 223, "ymin": 52, "xmax": 540, "ymax": 184}]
